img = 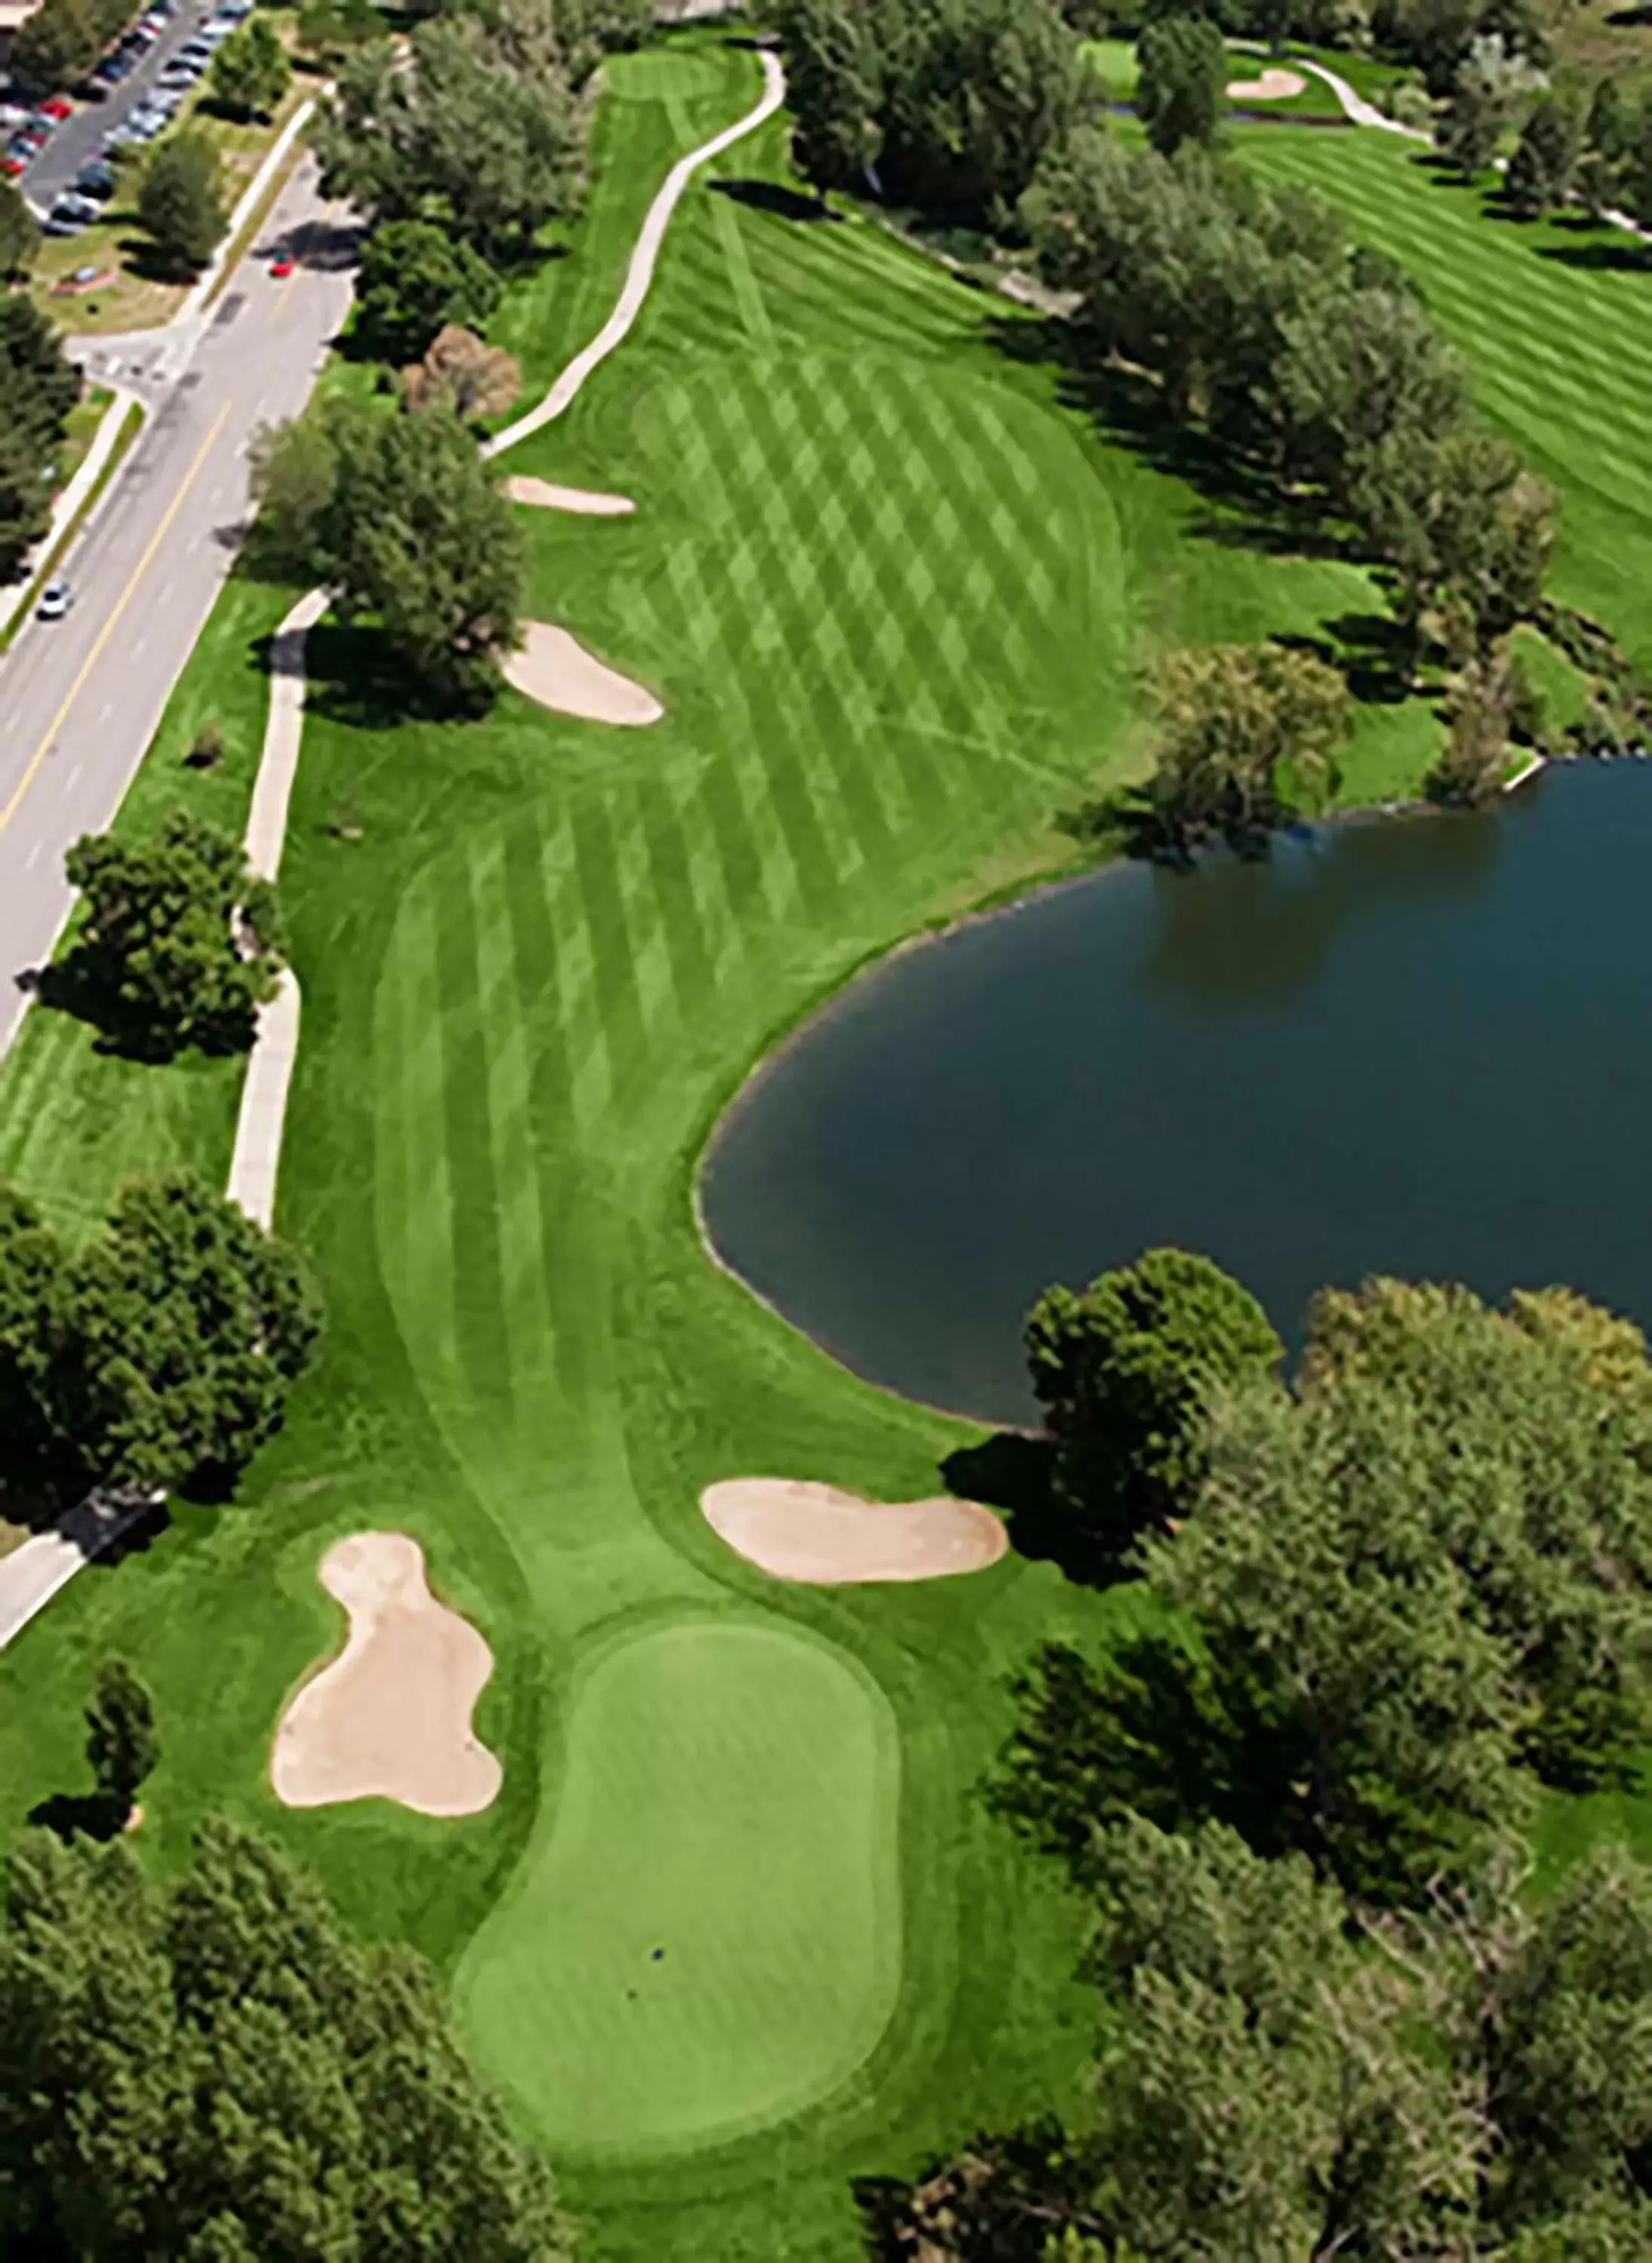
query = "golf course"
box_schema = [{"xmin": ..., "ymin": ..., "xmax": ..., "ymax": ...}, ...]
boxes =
[{"xmin": 4, "ymin": 20, "xmax": 1652, "ymax": 2256}]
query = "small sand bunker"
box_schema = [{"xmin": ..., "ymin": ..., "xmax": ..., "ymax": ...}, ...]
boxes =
[
  {"xmin": 1226, "ymin": 67, "xmax": 1307, "ymax": 99},
  {"xmin": 505, "ymin": 621, "xmax": 664, "ymax": 726},
  {"xmin": 702, "ymin": 1478, "xmax": 1008, "ymax": 1586},
  {"xmin": 271, "ymin": 1532, "xmax": 502, "ymax": 1818},
  {"xmin": 505, "ymin": 476, "xmax": 637, "ymax": 517}
]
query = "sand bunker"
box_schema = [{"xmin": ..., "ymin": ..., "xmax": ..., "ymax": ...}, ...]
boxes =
[
  {"xmin": 1227, "ymin": 67, "xmax": 1307, "ymax": 98},
  {"xmin": 505, "ymin": 621, "xmax": 664, "ymax": 726},
  {"xmin": 271, "ymin": 1532, "xmax": 502, "ymax": 1817},
  {"xmin": 505, "ymin": 476, "xmax": 637, "ymax": 517},
  {"xmin": 701, "ymin": 1478, "xmax": 1008, "ymax": 1585}
]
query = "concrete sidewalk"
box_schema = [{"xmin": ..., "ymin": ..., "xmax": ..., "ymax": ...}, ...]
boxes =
[{"xmin": 0, "ymin": 391, "xmax": 139, "ymax": 646}]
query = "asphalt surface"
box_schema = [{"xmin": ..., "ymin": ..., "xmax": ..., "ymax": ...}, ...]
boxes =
[
  {"xmin": 17, "ymin": 0, "xmax": 220, "ymax": 211},
  {"xmin": 0, "ymin": 152, "xmax": 357, "ymax": 1058}
]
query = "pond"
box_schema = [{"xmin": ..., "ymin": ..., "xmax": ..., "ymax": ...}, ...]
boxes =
[{"xmin": 699, "ymin": 766, "xmax": 1652, "ymax": 1427}]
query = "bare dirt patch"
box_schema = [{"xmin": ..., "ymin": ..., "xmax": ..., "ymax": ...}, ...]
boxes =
[
  {"xmin": 701, "ymin": 1478, "xmax": 1008, "ymax": 1585},
  {"xmin": 271, "ymin": 1532, "xmax": 502, "ymax": 1817},
  {"xmin": 505, "ymin": 476, "xmax": 637, "ymax": 516},
  {"xmin": 505, "ymin": 621, "xmax": 665, "ymax": 726},
  {"xmin": 1226, "ymin": 66, "xmax": 1307, "ymax": 97}
]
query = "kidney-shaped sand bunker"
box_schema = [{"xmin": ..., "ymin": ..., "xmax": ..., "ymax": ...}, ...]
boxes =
[
  {"xmin": 272, "ymin": 1531, "xmax": 502, "ymax": 1818},
  {"xmin": 702, "ymin": 1477, "xmax": 1007, "ymax": 1584}
]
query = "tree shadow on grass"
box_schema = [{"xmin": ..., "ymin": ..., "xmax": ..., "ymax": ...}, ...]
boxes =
[
  {"xmin": 986, "ymin": 314, "xmax": 1347, "ymax": 567},
  {"xmin": 708, "ymin": 177, "xmax": 837, "ymax": 223},
  {"xmin": 942, "ymin": 1429, "xmax": 1138, "ymax": 1587},
  {"xmin": 32, "ymin": 951, "xmax": 256, "ymax": 1064},
  {"xmin": 302, "ymin": 618, "xmax": 497, "ymax": 729},
  {"xmin": 1539, "ymin": 236, "xmax": 1652, "ymax": 274},
  {"xmin": 27, "ymin": 1789, "xmax": 129, "ymax": 1843}
]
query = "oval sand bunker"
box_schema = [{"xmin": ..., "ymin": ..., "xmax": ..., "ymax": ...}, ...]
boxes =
[
  {"xmin": 505, "ymin": 476, "xmax": 637, "ymax": 516},
  {"xmin": 702, "ymin": 1478, "xmax": 1007, "ymax": 1585},
  {"xmin": 1226, "ymin": 67, "xmax": 1307, "ymax": 97},
  {"xmin": 505, "ymin": 622, "xmax": 664, "ymax": 726},
  {"xmin": 272, "ymin": 1532, "xmax": 502, "ymax": 1817}
]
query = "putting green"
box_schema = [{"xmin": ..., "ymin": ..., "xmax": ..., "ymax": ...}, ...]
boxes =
[{"xmin": 456, "ymin": 1614, "xmax": 901, "ymax": 2154}]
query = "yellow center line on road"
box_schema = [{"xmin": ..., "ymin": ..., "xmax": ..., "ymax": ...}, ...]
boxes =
[{"xmin": 0, "ymin": 401, "xmax": 234, "ymax": 843}]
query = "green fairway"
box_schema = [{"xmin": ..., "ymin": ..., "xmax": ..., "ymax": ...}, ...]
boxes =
[
  {"xmin": 459, "ymin": 1614, "xmax": 901, "ymax": 2156},
  {"xmin": 0, "ymin": 38, "xmax": 1538, "ymax": 2259},
  {"xmin": 1233, "ymin": 124, "xmax": 1652, "ymax": 667}
]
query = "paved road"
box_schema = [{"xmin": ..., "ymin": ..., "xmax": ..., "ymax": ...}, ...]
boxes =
[
  {"xmin": 20, "ymin": 0, "xmax": 216, "ymax": 211},
  {"xmin": 0, "ymin": 151, "xmax": 356, "ymax": 1057}
]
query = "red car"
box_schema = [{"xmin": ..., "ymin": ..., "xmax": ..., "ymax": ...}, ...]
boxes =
[
  {"xmin": 38, "ymin": 95, "xmax": 73, "ymax": 120},
  {"xmin": 269, "ymin": 256, "xmax": 294, "ymax": 279},
  {"xmin": 0, "ymin": 155, "xmax": 23, "ymax": 178}
]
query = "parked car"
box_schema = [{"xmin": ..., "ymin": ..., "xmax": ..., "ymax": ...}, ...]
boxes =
[
  {"xmin": 36, "ymin": 580, "xmax": 72, "ymax": 623},
  {"xmin": 0, "ymin": 153, "xmax": 23, "ymax": 179},
  {"xmin": 76, "ymin": 158, "xmax": 115, "ymax": 197},
  {"xmin": 38, "ymin": 94, "xmax": 72, "ymax": 119}
]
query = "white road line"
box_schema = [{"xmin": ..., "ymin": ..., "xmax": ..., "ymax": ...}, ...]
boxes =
[
  {"xmin": 23, "ymin": 842, "xmax": 40, "ymax": 872},
  {"xmin": 97, "ymin": 699, "xmax": 113, "ymax": 723},
  {"xmin": 64, "ymin": 762, "xmax": 82, "ymax": 793},
  {"xmin": 131, "ymin": 633, "xmax": 148, "ymax": 659}
]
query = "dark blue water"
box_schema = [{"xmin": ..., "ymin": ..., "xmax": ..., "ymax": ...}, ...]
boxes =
[{"xmin": 700, "ymin": 766, "xmax": 1652, "ymax": 1425}]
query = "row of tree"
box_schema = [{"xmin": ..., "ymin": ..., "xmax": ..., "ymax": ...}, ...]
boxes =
[
  {"xmin": 0, "ymin": 299, "xmax": 81, "ymax": 582},
  {"xmin": 774, "ymin": 0, "xmax": 1101, "ymax": 224},
  {"xmin": 884, "ymin": 1253, "xmax": 1652, "ymax": 2252}
]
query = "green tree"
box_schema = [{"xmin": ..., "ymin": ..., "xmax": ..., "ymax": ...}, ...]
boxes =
[
  {"xmin": 250, "ymin": 397, "xmax": 524, "ymax": 708},
  {"xmin": 1135, "ymin": 13, "xmax": 1227, "ymax": 156},
  {"xmin": 0, "ymin": 294, "xmax": 79, "ymax": 560},
  {"xmin": 355, "ymin": 216, "xmax": 502, "ymax": 364},
  {"xmin": 84, "ymin": 1658, "xmax": 157, "ymax": 1820},
  {"xmin": 10, "ymin": 0, "xmax": 100, "ymax": 91},
  {"xmin": 773, "ymin": 0, "xmax": 883, "ymax": 204},
  {"xmin": 1439, "ymin": 29, "xmax": 1543, "ymax": 177},
  {"xmin": 0, "ymin": 180, "xmax": 38, "ymax": 282},
  {"xmin": 312, "ymin": 19, "xmax": 585, "ymax": 260},
  {"xmin": 1427, "ymin": 638, "xmax": 1519, "ymax": 803},
  {"xmin": 1003, "ymin": 1276, "xmax": 1652, "ymax": 1904},
  {"xmin": 1352, "ymin": 426, "xmax": 1556, "ymax": 654},
  {"xmin": 1505, "ymin": 91, "xmax": 1577, "ymax": 216},
  {"xmin": 137, "ymin": 130, "xmax": 228, "ymax": 280},
  {"xmin": 866, "ymin": 0, "xmax": 1098, "ymax": 224},
  {"xmin": 0, "ymin": 1187, "xmax": 75, "ymax": 1498},
  {"xmin": 0, "ymin": 1819, "xmax": 573, "ymax": 2256},
  {"xmin": 898, "ymin": 1822, "xmax": 1652, "ymax": 2257},
  {"xmin": 1143, "ymin": 640, "xmax": 1352, "ymax": 847},
  {"xmin": 1275, "ymin": 277, "xmax": 1467, "ymax": 507},
  {"xmin": 59, "ymin": 808, "xmax": 283, "ymax": 1058},
  {"xmin": 1024, "ymin": 1247, "xmax": 1282, "ymax": 1577},
  {"xmin": 59, "ymin": 1171, "xmax": 321, "ymax": 1494},
  {"xmin": 295, "ymin": 0, "xmax": 379, "ymax": 60},
  {"xmin": 207, "ymin": 11, "xmax": 293, "ymax": 119}
]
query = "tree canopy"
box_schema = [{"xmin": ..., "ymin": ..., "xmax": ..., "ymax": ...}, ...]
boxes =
[
  {"xmin": 355, "ymin": 217, "xmax": 502, "ymax": 365},
  {"xmin": 1141, "ymin": 640, "xmax": 1352, "ymax": 848},
  {"xmin": 999, "ymin": 1277, "xmax": 1652, "ymax": 1905},
  {"xmin": 1025, "ymin": 1246, "xmax": 1282, "ymax": 1577},
  {"xmin": 0, "ymin": 297, "xmax": 79, "ymax": 577},
  {"xmin": 311, "ymin": 15, "xmax": 586, "ymax": 260},
  {"xmin": 58, "ymin": 808, "xmax": 284, "ymax": 1060},
  {"xmin": 137, "ymin": 130, "xmax": 229, "ymax": 280},
  {"xmin": 0, "ymin": 1817, "xmax": 573, "ymax": 2258},
  {"xmin": 891, "ymin": 1819, "xmax": 1652, "ymax": 2258},
  {"xmin": 1135, "ymin": 13, "xmax": 1227, "ymax": 157},
  {"xmin": 207, "ymin": 11, "xmax": 293, "ymax": 120},
  {"xmin": 774, "ymin": 0, "xmax": 1100, "ymax": 226},
  {"xmin": 84, "ymin": 1657, "xmax": 158, "ymax": 1822},
  {"xmin": 0, "ymin": 180, "xmax": 38, "ymax": 284},
  {"xmin": 0, "ymin": 1171, "xmax": 320, "ymax": 1505},
  {"xmin": 250, "ymin": 395, "xmax": 524, "ymax": 709}
]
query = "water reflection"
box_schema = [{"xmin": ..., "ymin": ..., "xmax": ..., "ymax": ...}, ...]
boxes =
[{"xmin": 701, "ymin": 766, "xmax": 1652, "ymax": 1425}]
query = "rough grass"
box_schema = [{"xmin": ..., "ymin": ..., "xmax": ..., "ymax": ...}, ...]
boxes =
[{"xmin": 0, "ymin": 36, "xmax": 1514, "ymax": 2261}]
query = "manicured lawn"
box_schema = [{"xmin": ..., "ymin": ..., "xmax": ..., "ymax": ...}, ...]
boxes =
[
  {"xmin": 0, "ymin": 576, "xmax": 297, "ymax": 1242},
  {"xmin": 0, "ymin": 35, "xmax": 1512, "ymax": 2263},
  {"xmin": 1234, "ymin": 124, "xmax": 1652, "ymax": 670},
  {"xmin": 459, "ymin": 1614, "xmax": 901, "ymax": 2158}
]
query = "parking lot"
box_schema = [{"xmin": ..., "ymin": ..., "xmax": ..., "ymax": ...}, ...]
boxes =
[{"xmin": 3, "ymin": 0, "xmax": 251, "ymax": 224}]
